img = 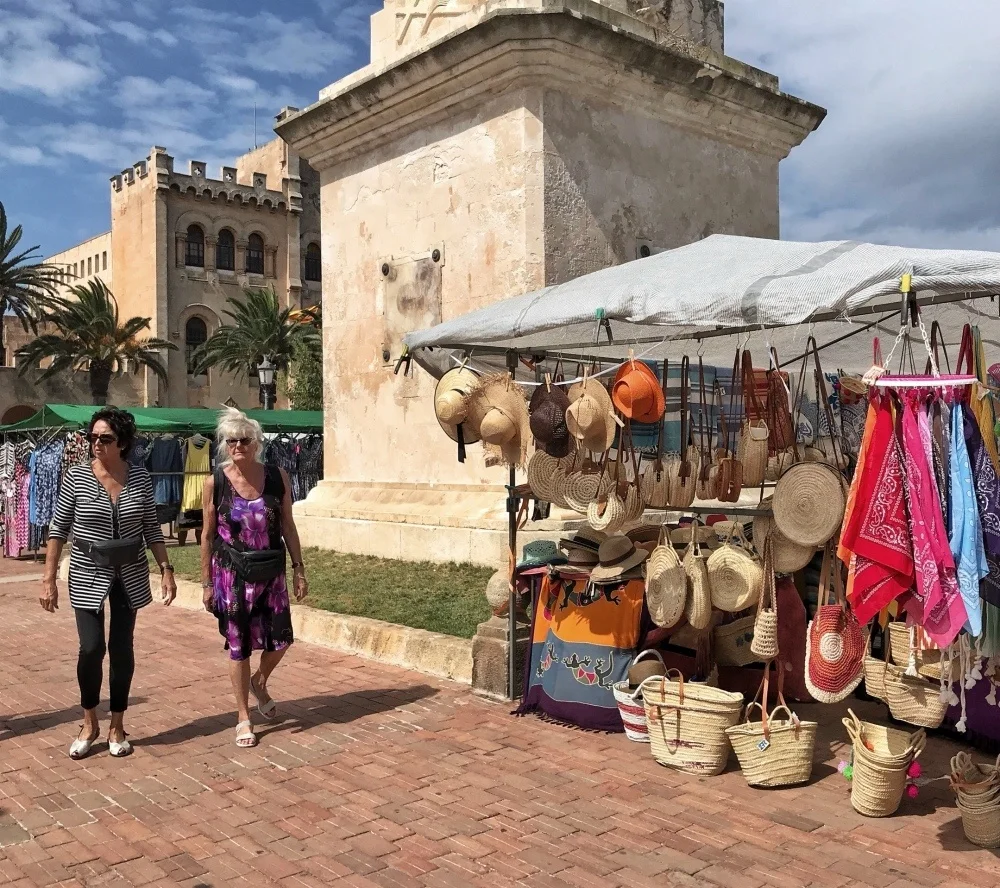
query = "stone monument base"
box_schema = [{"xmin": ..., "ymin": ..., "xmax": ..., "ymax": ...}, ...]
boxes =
[
  {"xmin": 292, "ymin": 480, "xmax": 587, "ymax": 567},
  {"xmin": 472, "ymin": 614, "xmax": 531, "ymax": 701}
]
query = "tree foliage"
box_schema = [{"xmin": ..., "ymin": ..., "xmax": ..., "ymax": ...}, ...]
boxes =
[{"xmin": 0, "ymin": 200, "xmax": 59, "ymax": 333}]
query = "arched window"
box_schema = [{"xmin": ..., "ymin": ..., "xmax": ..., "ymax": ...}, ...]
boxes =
[
  {"xmin": 216, "ymin": 229, "xmax": 235, "ymax": 271},
  {"xmin": 185, "ymin": 316, "xmax": 208, "ymax": 375},
  {"xmin": 246, "ymin": 233, "xmax": 264, "ymax": 275},
  {"xmin": 185, "ymin": 224, "xmax": 205, "ymax": 267},
  {"xmin": 304, "ymin": 242, "xmax": 321, "ymax": 282}
]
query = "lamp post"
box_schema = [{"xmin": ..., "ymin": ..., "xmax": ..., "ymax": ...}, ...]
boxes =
[{"xmin": 257, "ymin": 355, "xmax": 277, "ymax": 410}]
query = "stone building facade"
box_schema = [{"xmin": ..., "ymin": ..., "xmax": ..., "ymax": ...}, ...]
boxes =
[
  {"xmin": 276, "ymin": 0, "xmax": 826, "ymax": 566},
  {"xmin": 38, "ymin": 130, "xmax": 322, "ymax": 411}
]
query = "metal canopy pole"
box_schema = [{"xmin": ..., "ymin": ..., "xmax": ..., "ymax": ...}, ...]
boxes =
[{"xmin": 505, "ymin": 348, "xmax": 520, "ymax": 702}]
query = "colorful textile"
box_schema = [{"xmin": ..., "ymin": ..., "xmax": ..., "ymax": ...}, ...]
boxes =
[
  {"xmin": 963, "ymin": 404, "xmax": 1000, "ymax": 608},
  {"xmin": 28, "ymin": 440, "xmax": 64, "ymax": 527},
  {"xmin": 146, "ymin": 437, "xmax": 183, "ymax": 506},
  {"xmin": 518, "ymin": 574, "xmax": 644, "ymax": 732},
  {"xmin": 949, "ymin": 402, "xmax": 987, "ymax": 636},
  {"xmin": 181, "ymin": 436, "xmax": 212, "ymax": 512},
  {"xmin": 901, "ymin": 396, "xmax": 965, "ymax": 645},
  {"xmin": 842, "ymin": 397, "xmax": 912, "ymax": 624},
  {"xmin": 211, "ymin": 466, "xmax": 293, "ymax": 661}
]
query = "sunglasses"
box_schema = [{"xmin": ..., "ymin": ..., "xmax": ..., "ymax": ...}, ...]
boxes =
[
  {"xmin": 226, "ymin": 437, "xmax": 252, "ymax": 447},
  {"xmin": 88, "ymin": 434, "xmax": 117, "ymax": 445}
]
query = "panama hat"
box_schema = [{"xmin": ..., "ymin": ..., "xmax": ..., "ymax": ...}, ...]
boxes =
[
  {"xmin": 590, "ymin": 534, "xmax": 649, "ymax": 584},
  {"xmin": 463, "ymin": 373, "xmax": 531, "ymax": 468},
  {"xmin": 566, "ymin": 377, "xmax": 616, "ymax": 453},
  {"xmin": 612, "ymin": 360, "xmax": 665, "ymax": 424},
  {"xmin": 434, "ymin": 367, "xmax": 482, "ymax": 458},
  {"xmin": 529, "ymin": 383, "xmax": 572, "ymax": 458},
  {"xmin": 559, "ymin": 527, "xmax": 607, "ymax": 554}
]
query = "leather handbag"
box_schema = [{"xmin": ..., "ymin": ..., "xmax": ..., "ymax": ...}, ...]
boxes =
[
  {"xmin": 695, "ymin": 357, "xmax": 719, "ymax": 501},
  {"xmin": 667, "ymin": 356, "xmax": 698, "ymax": 508},
  {"xmin": 766, "ymin": 346, "xmax": 795, "ymax": 452},
  {"xmin": 74, "ymin": 536, "xmax": 144, "ymax": 568},
  {"xmin": 716, "ymin": 353, "xmax": 743, "ymax": 503},
  {"xmin": 736, "ymin": 350, "xmax": 769, "ymax": 488}
]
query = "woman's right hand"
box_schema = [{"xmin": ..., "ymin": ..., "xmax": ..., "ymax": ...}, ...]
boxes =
[
  {"xmin": 40, "ymin": 577, "xmax": 59, "ymax": 613},
  {"xmin": 202, "ymin": 583, "xmax": 214, "ymax": 612}
]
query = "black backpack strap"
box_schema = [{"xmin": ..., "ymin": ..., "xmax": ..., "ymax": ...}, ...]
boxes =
[
  {"xmin": 265, "ymin": 463, "xmax": 285, "ymax": 500},
  {"xmin": 213, "ymin": 467, "xmax": 226, "ymax": 512}
]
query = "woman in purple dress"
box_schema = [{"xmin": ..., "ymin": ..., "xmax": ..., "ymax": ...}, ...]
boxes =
[{"xmin": 201, "ymin": 408, "xmax": 308, "ymax": 748}]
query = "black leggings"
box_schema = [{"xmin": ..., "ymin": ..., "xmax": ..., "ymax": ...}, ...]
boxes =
[{"xmin": 74, "ymin": 580, "xmax": 137, "ymax": 713}]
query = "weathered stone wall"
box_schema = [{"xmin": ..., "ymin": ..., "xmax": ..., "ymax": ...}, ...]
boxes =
[{"xmin": 0, "ymin": 366, "xmax": 143, "ymax": 424}]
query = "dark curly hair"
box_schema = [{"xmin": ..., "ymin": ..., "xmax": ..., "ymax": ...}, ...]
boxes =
[{"xmin": 88, "ymin": 407, "xmax": 137, "ymax": 459}]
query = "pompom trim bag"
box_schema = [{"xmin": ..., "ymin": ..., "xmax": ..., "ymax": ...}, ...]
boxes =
[{"xmin": 805, "ymin": 544, "xmax": 865, "ymax": 703}]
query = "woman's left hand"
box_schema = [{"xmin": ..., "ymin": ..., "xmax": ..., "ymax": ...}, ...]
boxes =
[
  {"xmin": 161, "ymin": 571, "xmax": 177, "ymax": 606},
  {"xmin": 293, "ymin": 571, "xmax": 308, "ymax": 602}
]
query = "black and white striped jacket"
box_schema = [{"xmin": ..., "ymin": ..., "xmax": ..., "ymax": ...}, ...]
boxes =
[{"xmin": 49, "ymin": 464, "xmax": 165, "ymax": 610}]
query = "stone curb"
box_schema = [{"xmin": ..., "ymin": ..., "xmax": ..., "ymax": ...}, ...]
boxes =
[{"xmin": 153, "ymin": 574, "xmax": 473, "ymax": 685}]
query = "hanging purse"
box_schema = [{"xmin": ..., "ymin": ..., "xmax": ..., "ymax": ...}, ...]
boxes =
[
  {"xmin": 707, "ymin": 520, "xmax": 763, "ymax": 612},
  {"xmin": 750, "ymin": 533, "xmax": 779, "ymax": 661},
  {"xmin": 804, "ymin": 545, "xmax": 865, "ymax": 703},
  {"xmin": 766, "ymin": 346, "xmax": 795, "ymax": 452},
  {"xmin": 717, "ymin": 352, "xmax": 743, "ymax": 503},
  {"xmin": 646, "ymin": 525, "xmax": 688, "ymax": 628},
  {"xmin": 695, "ymin": 357, "xmax": 719, "ymax": 500},
  {"xmin": 587, "ymin": 445, "xmax": 626, "ymax": 533},
  {"xmin": 667, "ymin": 356, "xmax": 698, "ymax": 509},
  {"xmin": 682, "ymin": 520, "xmax": 712, "ymax": 630},
  {"xmin": 640, "ymin": 360, "xmax": 671, "ymax": 509},
  {"xmin": 736, "ymin": 349, "xmax": 769, "ymax": 488}
]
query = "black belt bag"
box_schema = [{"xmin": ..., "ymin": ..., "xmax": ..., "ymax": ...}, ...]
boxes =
[
  {"xmin": 74, "ymin": 536, "xmax": 144, "ymax": 568},
  {"xmin": 214, "ymin": 539, "xmax": 286, "ymax": 583}
]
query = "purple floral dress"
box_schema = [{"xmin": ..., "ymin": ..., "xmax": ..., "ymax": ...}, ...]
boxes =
[{"xmin": 212, "ymin": 466, "xmax": 293, "ymax": 660}]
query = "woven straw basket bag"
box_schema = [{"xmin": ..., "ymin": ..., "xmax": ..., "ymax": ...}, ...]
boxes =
[
  {"xmin": 643, "ymin": 670, "xmax": 743, "ymax": 776},
  {"xmin": 752, "ymin": 504, "xmax": 815, "ymax": 575},
  {"xmin": 950, "ymin": 751, "xmax": 1000, "ymax": 849},
  {"xmin": 843, "ymin": 709, "xmax": 926, "ymax": 818},
  {"xmin": 750, "ymin": 535, "xmax": 779, "ymax": 661},
  {"xmin": 646, "ymin": 528, "xmax": 687, "ymax": 628},
  {"xmin": 682, "ymin": 522, "xmax": 712, "ymax": 631},
  {"xmin": 707, "ymin": 522, "xmax": 763, "ymax": 613},
  {"xmin": 527, "ymin": 450, "xmax": 559, "ymax": 502}
]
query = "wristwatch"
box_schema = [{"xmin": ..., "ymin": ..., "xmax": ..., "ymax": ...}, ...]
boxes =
[
  {"xmin": 202, "ymin": 581, "xmax": 213, "ymax": 589},
  {"xmin": 160, "ymin": 563, "xmax": 174, "ymax": 574}
]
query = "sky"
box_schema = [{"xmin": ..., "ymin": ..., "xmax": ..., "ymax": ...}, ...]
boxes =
[{"xmin": 2, "ymin": 0, "xmax": 999, "ymax": 258}]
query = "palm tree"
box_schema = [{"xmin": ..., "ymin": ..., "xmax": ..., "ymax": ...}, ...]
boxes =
[
  {"xmin": 192, "ymin": 286, "xmax": 321, "ymax": 402},
  {"xmin": 15, "ymin": 279, "xmax": 176, "ymax": 405},
  {"xmin": 0, "ymin": 200, "xmax": 59, "ymax": 339}
]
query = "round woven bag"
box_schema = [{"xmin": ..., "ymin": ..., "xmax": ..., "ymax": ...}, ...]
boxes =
[
  {"xmin": 707, "ymin": 523, "xmax": 763, "ymax": 613},
  {"xmin": 772, "ymin": 461, "xmax": 846, "ymax": 548},
  {"xmin": 563, "ymin": 467, "xmax": 601, "ymax": 514},
  {"xmin": 640, "ymin": 463, "xmax": 671, "ymax": 509},
  {"xmin": 752, "ymin": 507, "xmax": 815, "ymax": 575},
  {"xmin": 588, "ymin": 490, "xmax": 625, "ymax": 533},
  {"xmin": 527, "ymin": 451, "xmax": 559, "ymax": 502},
  {"xmin": 646, "ymin": 530, "xmax": 687, "ymax": 628}
]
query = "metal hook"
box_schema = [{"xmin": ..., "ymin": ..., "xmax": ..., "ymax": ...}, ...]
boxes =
[{"xmin": 696, "ymin": 338, "xmax": 705, "ymax": 358}]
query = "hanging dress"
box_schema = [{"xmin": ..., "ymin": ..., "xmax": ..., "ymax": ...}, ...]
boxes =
[
  {"xmin": 949, "ymin": 399, "xmax": 987, "ymax": 637},
  {"xmin": 842, "ymin": 395, "xmax": 913, "ymax": 625}
]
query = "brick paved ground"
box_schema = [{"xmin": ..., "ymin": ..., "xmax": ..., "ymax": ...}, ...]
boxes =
[{"xmin": 0, "ymin": 557, "xmax": 997, "ymax": 888}]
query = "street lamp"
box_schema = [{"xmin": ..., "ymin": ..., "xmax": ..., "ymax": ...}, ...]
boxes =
[{"xmin": 257, "ymin": 355, "xmax": 277, "ymax": 410}]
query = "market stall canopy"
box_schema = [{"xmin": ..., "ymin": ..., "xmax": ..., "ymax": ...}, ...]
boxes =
[
  {"xmin": 0, "ymin": 405, "xmax": 324, "ymax": 435},
  {"xmin": 403, "ymin": 235, "xmax": 1000, "ymax": 377}
]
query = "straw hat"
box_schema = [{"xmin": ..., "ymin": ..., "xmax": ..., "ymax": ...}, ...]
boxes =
[
  {"xmin": 612, "ymin": 361, "xmax": 664, "ymax": 424},
  {"xmin": 559, "ymin": 547, "xmax": 600, "ymax": 569},
  {"xmin": 434, "ymin": 367, "xmax": 481, "ymax": 444},
  {"xmin": 560, "ymin": 528, "xmax": 607, "ymax": 554},
  {"xmin": 566, "ymin": 378, "xmax": 616, "ymax": 453},
  {"xmin": 463, "ymin": 373, "xmax": 531, "ymax": 467},
  {"xmin": 590, "ymin": 534, "xmax": 649, "ymax": 584},
  {"xmin": 529, "ymin": 383, "xmax": 572, "ymax": 458}
]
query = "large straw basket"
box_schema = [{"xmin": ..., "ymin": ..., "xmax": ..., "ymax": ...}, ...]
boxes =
[
  {"xmin": 714, "ymin": 615, "xmax": 757, "ymax": 667},
  {"xmin": 950, "ymin": 752, "xmax": 1000, "ymax": 848},
  {"xmin": 726, "ymin": 703, "xmax": 816, "ymax": 788},
  {"xmin": 844, "ymin": 710, "xmax": 926, "ymax": 817},
  {"xmin": 884, "ymin": 665, "xmax": 948, "ymax": 728},
  {"xmin": 613, "ymin": 679, "xmax": 652, "ymax": 742},
  {"xmin": 643, "ymin": 671, "xmax": 743, "ymax": 776},
  {"xmin": 887, "ymin": 622, "xmax": 959, "ymax": 683}
]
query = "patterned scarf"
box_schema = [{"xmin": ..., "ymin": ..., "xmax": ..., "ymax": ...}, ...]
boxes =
[{"xmin": 949, "ymin": 400, "xmax": 987, "ymax": 636}]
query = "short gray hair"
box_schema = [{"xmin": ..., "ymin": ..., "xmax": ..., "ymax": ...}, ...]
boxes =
[{"xmin": 215, "ymin": 406, "xmax": 265, "ymax": 466}]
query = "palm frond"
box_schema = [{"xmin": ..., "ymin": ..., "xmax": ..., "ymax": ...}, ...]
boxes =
[{"xmin": 0, "ymin": 201, "xmax": 61, "ymax": 331}]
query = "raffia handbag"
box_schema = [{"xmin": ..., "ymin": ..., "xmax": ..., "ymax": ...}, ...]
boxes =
[
  {"xmin": 716, "ymin": 354, "xmax": 743, "ymax": 503},
  {"xmin": 682, "ymin": 521, "xmax": 712, "ymax": 631},
  {"xmin": 843, "ymin": 710, "xmax": 926, "ymax": 818},
  {"xmin": 527, "ymin": 450, "xmax": 559, "ymax": 502},
  {"xmin": 736, "ymin": 350, "xmax": 769, "ymax": 488},
  {"xmin": 640, "ymin": 360, "xmax": 671, "ymax": 509},
  {"xmin": 587, "ymin": 448, "xmax": 626, "ymax": 533},
  {"xmin": 714, "ymin": 615, "xmax": 757, "ymax": 667},
  {"xmin": 666, "ymin": 357, "xmax": 698, "ymax": 509},
  {"xmin": 563, "ymin": 453, "xmax": 604, "ymax": 514},
  {"xmin": 643, "ymin": 670, "xmax": 743, "ymax": 776},
  {"xmin": 750, "ymin": 535, "xmax": 779, "ymax": 661},
  {"xmin": 646, "ymin": 526, "xmax": 687, "ymax": 628},
  {"xmin": 694, "ymin": 357, "xmax": 719, "ymax": 501},
  {"xmin": 726, "ymin": 665, "xmax": 816, "ymax": 788},
  {"xmin": 751, "ymin": 503, "xmax": 814, "ymax": 575},
  {"xmin": 707, "ymin": 521, "xmax": 762, "ymax": 613},
  {"xmin": 805, "ymin": 546, "xmax": 865, "ymax": 703},
  {"xmin": 765, "ymin": 346, "xmax": 795, "ymax": 452}
]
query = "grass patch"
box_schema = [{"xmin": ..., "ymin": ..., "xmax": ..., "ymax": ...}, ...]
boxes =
[{"xmin": 153, "ymin": 545, "xmax": 493, "ymax": 639}]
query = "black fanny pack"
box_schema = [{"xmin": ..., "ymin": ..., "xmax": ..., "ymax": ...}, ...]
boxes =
[
  {"xmin": 214, "ymin": 538, "xmax": 286, "ymax": 583},
  {"xmin": 74, "ymin": 536, "xmax": 145, "ymax": 568}
]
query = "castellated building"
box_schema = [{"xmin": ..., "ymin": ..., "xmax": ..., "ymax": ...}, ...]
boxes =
[{"xmin": 5, "ymin": 115, "xmax": 321, "ymax": 420}]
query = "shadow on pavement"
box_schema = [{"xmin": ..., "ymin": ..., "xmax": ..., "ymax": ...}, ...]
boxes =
[
  {"xmin": 0, "ymin": 698, "xmax": 149, "ymax": 739},
  {"xmin": 137, "ymin": 685, "xmax": 440, "ymax": 746}
]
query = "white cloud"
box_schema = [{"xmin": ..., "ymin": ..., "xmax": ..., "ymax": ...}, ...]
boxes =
[
  {"xmin": 724, "ymin": 0, "xmax": 1000, "ymax": 249},
  {"xmin": 107, "ymin": 21, "xmax": 147, "ymax": 43},
  {"xmin": 0, "ymin": 144, "xmax": 47, "ymax": 166}
]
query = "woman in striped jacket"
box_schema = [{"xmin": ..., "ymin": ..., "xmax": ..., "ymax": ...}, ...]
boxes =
[{"xmin": 41, "ymin": 407, "xmax": 177, "ymax": 759}]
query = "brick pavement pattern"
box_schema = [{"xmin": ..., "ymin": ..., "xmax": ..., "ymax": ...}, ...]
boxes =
[{"xmin": 0, "ymin": 564, "xmax": 997, "ymax": 888}]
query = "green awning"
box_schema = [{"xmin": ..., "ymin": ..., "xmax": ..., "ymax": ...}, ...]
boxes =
[{"xmin": 0, "ymin": 404, "xmax": 323, "ymax": 435}]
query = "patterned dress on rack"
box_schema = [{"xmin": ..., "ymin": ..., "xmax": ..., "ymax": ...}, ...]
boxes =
[
  {"xmin": 211, "ymin": 466, "xmax": 293, "ymax": 661},
  {"xmin": 294, "ymin": 437, "xmax": 322, "ymax": 501},
  {"xmin": 0, "ymin": 442, "xmax": 14, "ymax": 549}
]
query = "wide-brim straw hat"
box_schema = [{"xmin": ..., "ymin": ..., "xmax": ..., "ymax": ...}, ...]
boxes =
[
  {"xmin": 590, "ymin": 534, "xmax": 649, "ymax": 583},
  {"xmin": 561, "ymin": 547, "xmax": 600, "ymax": 568},
  {"xmin": 529, "ymin": 383, "xmax": 572, "ymax": 458},
  {"xmin": 612, "ymin": 361, "xmax": 665, "ymax": 424},
  {"xmin": 463, "ymin": 373, "xmax": 531, "ymax": 467},
  {"xmin": 434, "ymin": 367, "xmax": 482, "ymax": 444},
  {"xmin": 566, "ymin": 378, "xmax": 617, "ymax": 453},
  {"xmin": 560, "ymin": 528, "xmax": 607, "ymax": 554}
]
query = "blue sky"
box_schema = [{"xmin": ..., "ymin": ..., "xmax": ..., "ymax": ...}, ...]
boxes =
[{"xmin": 2, "ymin": 0, "xmax": 999, "ymax": 257}]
